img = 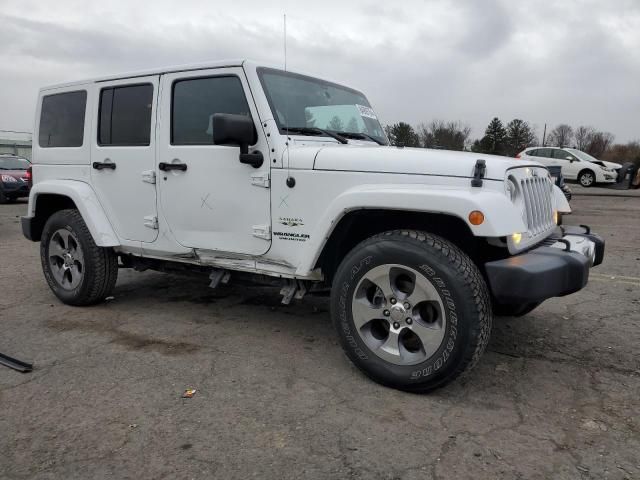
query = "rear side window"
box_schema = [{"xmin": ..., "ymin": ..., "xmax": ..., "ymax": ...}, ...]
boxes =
[
  {"xmin": 534, "ymin": 148, "xmax": 553, "ymax": 158},
  {"xmin": 527, "ymin": 149, "xmax": 539, "ymax": 157},
  {"xmin": 38, "ymin": 91, "xmax": 87, "ymax": 148},
  {"xmin": 171, "ymin": 76, "xmax": 251, "ymax": 145},
  {"xmin": 99, "ymin": 84, "xmax": 153, "ymax": 146}
]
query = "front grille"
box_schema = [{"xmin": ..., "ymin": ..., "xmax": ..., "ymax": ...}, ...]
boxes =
[{"xmin": 520, "ymin": 176, "xmax": 554, "ymax": 235}]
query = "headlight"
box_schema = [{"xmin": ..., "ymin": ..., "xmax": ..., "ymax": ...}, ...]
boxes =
[
  {"xmin": 505, "ymin": 177, "xmax": 518, "ymax": 202},
  {"xmin": 1, "ymin": 174, "xmax": 17, "ymax": 183}
]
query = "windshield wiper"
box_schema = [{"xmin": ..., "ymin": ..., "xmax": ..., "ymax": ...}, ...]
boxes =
[
  {"xmin": 336, "ymin": 131, "xmax": 386, "ymax": 146},
  {"xmin": 283, "ymin": 127, "xmax": 348, "ymax": 144}
]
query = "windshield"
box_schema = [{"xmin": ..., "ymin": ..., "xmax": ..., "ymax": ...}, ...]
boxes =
[
  {"xmin": 566, "ymin": 148, "xmax": 599, "ymax": 163},
  {"xmin": 0, "ymin": 156, "xmax": 30, "ymax": 170},
  {"xmin": 258, "ymin": 68, "xmax": 387, "ymax": 144}
]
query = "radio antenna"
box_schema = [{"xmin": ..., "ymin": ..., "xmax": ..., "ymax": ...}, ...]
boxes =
[{"xmin": 283, "ymin": 14, "xmax": 294, "ymax": 188}]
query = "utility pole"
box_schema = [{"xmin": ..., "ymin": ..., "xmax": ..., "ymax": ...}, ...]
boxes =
[{"xmin": 542, "ymin": 123, "xmax": 547, "ymax": 146}]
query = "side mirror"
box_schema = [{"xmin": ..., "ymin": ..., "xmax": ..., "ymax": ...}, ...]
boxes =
[
  {"xmin": 566, "ymin": 157, "xmax": 574, "ymax": 162},
  {"xmin": 212, "ymin": 113, "xmax": 263, "ymax": 168}
]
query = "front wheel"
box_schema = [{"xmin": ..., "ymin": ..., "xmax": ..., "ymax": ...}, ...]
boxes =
[
  {"xmin": 40, "ymin": 209, "xmax": 118, "ymax": 306},
  {"xmin": 330, "ymin": 230, "xmax": 492, "ymax": 393},
  {"xmin": 578, "ymin": 170, "xmax": 595, "ymax": 187}
]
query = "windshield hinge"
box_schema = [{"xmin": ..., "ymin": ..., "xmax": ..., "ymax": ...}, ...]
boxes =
[
  {"xmin": 144, "ymin": 215, "xmax": 159, "ymax": 230},
  {"xmin": 252, "ymin": 224, "xmax": 271, "ymax": 240},
  {"xmin": 251, "ymin": 172, "xmax": 270, "ymax": 188},
  {"xmin": 471, "ymin": 159, "xmax": 486, "ymax": 187},
  {"xmin": 141, "ymin": 170, "xmax": 156, "ymax": 184}
]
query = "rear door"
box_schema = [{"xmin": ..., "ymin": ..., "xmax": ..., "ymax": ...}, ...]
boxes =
[
  {"xmin": 90, "ymin": 77, "xmax": 159, "ymax": 242},
  {"xmin": 157, "ymin": 68, "xmax": 271, "ymax": 255}
]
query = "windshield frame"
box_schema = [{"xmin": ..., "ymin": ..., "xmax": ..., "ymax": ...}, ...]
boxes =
[
  {"xmin": 0, "ymin": 156, "xmax": 30, "ymax": 170},
  {"xmin": 257, "ymin": 67, "xmax": 387, "ymax": 144}
]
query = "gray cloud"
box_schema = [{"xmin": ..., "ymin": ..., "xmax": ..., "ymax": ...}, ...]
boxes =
[{"xmin": 0, "ymin": 0, "xmax": 638, "ymax": 143}]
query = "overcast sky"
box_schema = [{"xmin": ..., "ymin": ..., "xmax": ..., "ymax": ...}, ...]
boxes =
[{"xmin": 1, "ymin": 0, "xmax": 638, "ymax": 142}]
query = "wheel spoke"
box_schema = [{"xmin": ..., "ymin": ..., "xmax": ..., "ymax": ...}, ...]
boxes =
[
  {"xmin": 351, "ymin": 298, "xmax": 384, "ymax": 329},
  {"xmin": 365, "ymin": 265, "xmax": 395, "ymax": 299},
  {"xmin": 409, "ymin": 322, "xmax": 445, "ymax": 357},
  {"xmin": 377, "ymin": 329, "xmax": 401, "ymax": 361},
  {"xmin": 406, "ymin": 274, "xmax": 441, "ymax": 306},
  {"xmin": 48, "ymin": 240, "xmax": 66, "ymax": 259}
]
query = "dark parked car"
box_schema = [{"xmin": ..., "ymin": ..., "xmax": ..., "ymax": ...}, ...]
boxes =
[{"xmin": 0, "ymin": 154, "xmax": 31, "ymax": 203}]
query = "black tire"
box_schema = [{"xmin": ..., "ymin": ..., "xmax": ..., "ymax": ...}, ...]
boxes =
[
  {"xmin": 493, "ymin": 301, "xmax": 541, "ymax": 317},
  {"xmin": 578, "ymin": 169, "xmax": 595, "ymax": 188},
  {"xmin": 40, "ymin": 209, "xmax": 118, "ymax": 306},
  {"xmin": 330, "ymin": 230, "xmax": 492, "ymax": 393}
]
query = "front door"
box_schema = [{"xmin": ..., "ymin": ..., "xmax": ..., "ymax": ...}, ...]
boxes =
[
  {"xmin": 90, "ymin": 77, "xmax": 159, "ymax": 243},
  {"xmin": 157, "ymin": 68, "xmax": 271, "ymax": 255},
  {"xmin": 551, "ymin": 149, "xmax": 579, "ymax": 179}
]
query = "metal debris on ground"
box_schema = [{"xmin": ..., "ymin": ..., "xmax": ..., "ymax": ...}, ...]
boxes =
[
  {"xmin": 0, "ymin": 351, "xmax": 33, "ymax": 373},
  {"xmin": 182, "ymin": 388, "xmax": 197, "ymax": 399}
]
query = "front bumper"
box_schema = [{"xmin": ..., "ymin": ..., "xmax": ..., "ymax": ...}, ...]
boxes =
[
  {"xmin": 485, "ymin": 225, "xmax": 604, "ymax": 304},
  {"xmin": 1, "ymin": 182, "xmax": 30, "ymax": 198}
]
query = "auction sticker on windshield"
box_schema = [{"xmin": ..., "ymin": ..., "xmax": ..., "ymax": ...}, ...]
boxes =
[{"xmin": 356, "ymin": 104, "xmax": 377, "ymax": 119}]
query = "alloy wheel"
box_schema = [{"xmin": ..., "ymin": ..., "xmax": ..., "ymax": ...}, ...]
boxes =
[
  {"xmin": 351, "ymin": 264, "xmax": 446, "ymax": 365},
  {"xmin": 48, "ymin": 228, "xmax": 85, "ymax": 290}
]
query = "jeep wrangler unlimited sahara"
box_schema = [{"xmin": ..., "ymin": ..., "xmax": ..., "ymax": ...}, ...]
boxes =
[{"xmin": 22, "ymin": 60, "xmax": 604, "ymax": 392}]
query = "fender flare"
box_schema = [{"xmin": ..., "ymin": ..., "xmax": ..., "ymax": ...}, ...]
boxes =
[
  {"xmin": 295, "ymin": 183, "xmax": 527, "ymax": 276},
  {"xmin": 26, "ymin": 180, "xmax": 119, "ymax": 247}
]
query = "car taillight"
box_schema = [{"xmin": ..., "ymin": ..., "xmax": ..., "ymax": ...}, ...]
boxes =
[
  {"xmin": 515, "ymin": 153, "xmax": 521, "ymax": 159},
  {"xmin": 26, "ymin": 166, "xmax": 32, "ymax": 186}
]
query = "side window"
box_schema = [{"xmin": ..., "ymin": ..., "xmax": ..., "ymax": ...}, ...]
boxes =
[
  {"xmin": 39, "ymin": 90, "xmax": 87, "ymax": 148},
  {"xmin": 171, "ymin": 76, "xmax": 252, "ymax": 145},
  {"xmin": 535, "ymin": 148, "xmax": 553, "ymax": 158},
  {"xmin": 527, "ymin": 149, "xmax": 539, "ymax": 157},
  {"xmin": 99, "ymin": 84, "xmax": 153, "ymax": 146},
  {"xmin": 552, "ymin": 149, "xmax": 575, "ymax": 161}
]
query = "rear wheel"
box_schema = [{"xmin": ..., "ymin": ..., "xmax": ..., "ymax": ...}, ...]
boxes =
[
  {"xmin": 330, "ymin": 230, "xmax": 492, "ymax": 393},
  {"xmin": 578, "ymin": 169, "xmax": 595, "ymax": 187},
  {"xmin": 40, "ymin": 209, "xmax": 118, "ymax": 306}
]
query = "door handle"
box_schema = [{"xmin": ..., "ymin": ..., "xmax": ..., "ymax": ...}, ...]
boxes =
[
  {"xmin": 92, "ymin": 160, "xmax": 116, "ymax": 170},
  {"xmin": 159, "ymin": 161, "xmax": 187, "ymax": 172}
]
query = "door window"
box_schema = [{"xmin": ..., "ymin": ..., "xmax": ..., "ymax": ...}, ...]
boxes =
[
  {"xmin": 551, "ymin": 149, "xmax": 576, "ymax": 161},
  {"xmin": 99, "ymin": 84, "xmax": 153, "ymax": 146},
  {"xmin": 171, "ymin": 76, "xmax": 252, "ymax": 145},
  {"xmin": 39, "ymin": 91, "xmax": 87, "ymax": 148}
]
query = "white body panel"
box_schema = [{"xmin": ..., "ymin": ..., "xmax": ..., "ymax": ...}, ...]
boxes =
[
  {"xmin": 26, "ymin": 179, "xmax": 119, "ymax": 246},
  {"xmin": 27, "ymin": 60, "xmax": 566, "ymax": 280},
  {"xmin": 156, "ymin": 67, "xmax": 272, "ymax": 255},
  {"xmin": 90, "ymin": 76, "xmax": 160, "ymax": 243}
]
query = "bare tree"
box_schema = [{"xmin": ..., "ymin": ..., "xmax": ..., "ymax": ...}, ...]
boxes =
[
  {"xmin": 574, "ymin": 126, "xmax": 595, "ymax": 150},
  {"xmin": 418, "ymin": 120, "xmax": 471, "ymax": 151},
  {"xmin": 548, "ymin": 124, "xmax": 574, "ymax": 147},
  {"xmin": 585, "ymin": 131, "xmax": 615, "ymax": 158}
]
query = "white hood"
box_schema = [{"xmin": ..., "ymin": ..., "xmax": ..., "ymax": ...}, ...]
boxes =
[{"xmin": 286, "ymin": 143, "xmax": 541, "ymax": 181}]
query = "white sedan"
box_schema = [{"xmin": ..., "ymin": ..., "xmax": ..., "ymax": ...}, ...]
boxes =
[{"xmin": 518, "ymin": 147, "xmax": 621, "ymax": 187}]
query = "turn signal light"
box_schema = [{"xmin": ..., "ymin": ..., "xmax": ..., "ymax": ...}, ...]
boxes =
[
  {"xmin": 468, "ymin": 210, "xmax": 485, "ymax": 225},
  {"xmin": 512, "ymin": 232, "xmax": 522, "ymax": 245},
  {"xmin": 553, "ymin": 209, "xmax": 559, "ymax": 225}
]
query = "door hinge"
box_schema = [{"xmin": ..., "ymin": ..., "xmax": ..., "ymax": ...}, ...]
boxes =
[
  {"xmin": 144, "ymin": 215, "xmax": 159, "ymax": 229},
  {"xmin": 252, "ymin": 224, "xmax": 271, "ymax": 240},
  {"xmin": 142, "ymin": 170, "xmax": 156, "ymax": 184},
  {"xmin": 251, "ymin": 172, "xmax": 270, "ymax": 188}
]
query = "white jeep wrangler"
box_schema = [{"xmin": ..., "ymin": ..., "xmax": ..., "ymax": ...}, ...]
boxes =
[{"xmin": 23, "ymin": 60, "xmax": 605, "ymax": 392}]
